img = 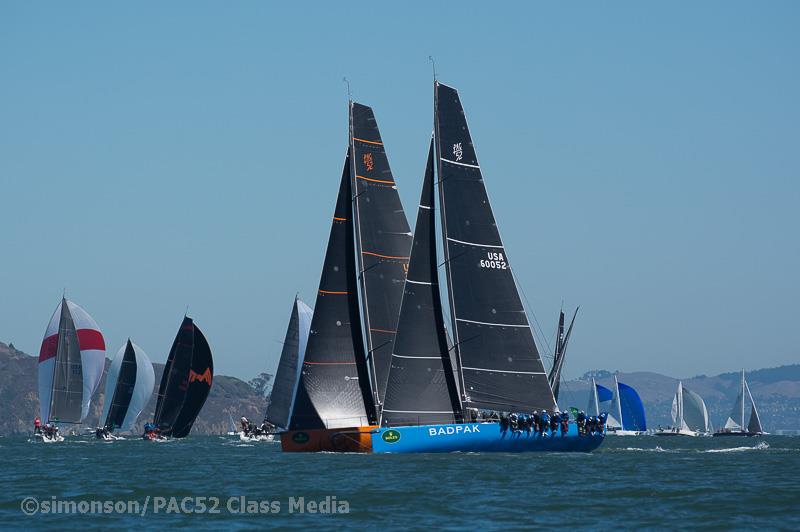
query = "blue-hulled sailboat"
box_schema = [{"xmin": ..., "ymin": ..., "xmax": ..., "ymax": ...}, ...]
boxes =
[{"xmin": 371, "ymin": 81, "xmax": 604, "ymax": 453}]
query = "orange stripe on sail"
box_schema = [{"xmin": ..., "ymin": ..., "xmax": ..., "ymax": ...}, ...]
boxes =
[
  {"xmin": 362, "ymin": 251, "xmax": 410, "ymax": 260},
  {"xmin": 370, "ymin": 328, "xmax": 396, "ymax": 334},
  {"xmin": 333, "ymin": 217, "xmax": 347, "ymax": 221},
  {"xmin": 356, "ymin": 175, "xmax": 395, "ymax": 185},
  {"xmin": 319, "ymin": 289, "xmax": 347, "ymax": 295},
  {"xmin": 353, "ymin": 137, "xmax": 383, "ymax": 146}
]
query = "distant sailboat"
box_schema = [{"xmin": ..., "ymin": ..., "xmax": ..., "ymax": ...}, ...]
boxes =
[
  {"xmin": 714, "ymin": 370, "xmax": 766, "ymax": 436},
  {"xmin": 548, "ymin": 308, "xmax": 578, "ymax": 402},
  {"xmin": 146, "ymin": 316, "xmax": 213, "ymax": 439},
  {"xmin": 604, "ymin": 376, "xmax": 647, "ymax": 436},
  {"xmin": 37, "ymin": 298, "xmax": 106, "ymax": 442},
  {"xmin": 242, "ymin": 297, "xmax": 313, "ymax": 442},
  {"xmin": 656, "ymin": 381, "xmax": 710, "ymax": 436},
  {"xmin": 588, "ymin": 378, "xmax": 621, "ymax": 429},
  {"xmin": 97, "ymin": 339, "xmax": 155, "ymax": 439}
]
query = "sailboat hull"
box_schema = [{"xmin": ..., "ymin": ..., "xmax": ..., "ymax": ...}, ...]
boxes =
[
  {"xmin": 280, "ymin": 426, "xmax": 376, "ymax": 453},
  {"xmin": 712, "ymin": 431, "xmax": 763, "ymax": 437},
  {"xmin": 371, "ymin": 422, "xmax": 604, "ymax": 453}
]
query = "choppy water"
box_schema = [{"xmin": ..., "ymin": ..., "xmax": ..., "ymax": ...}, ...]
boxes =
[{"xmin": 1, "ymin": 434, "xmax": 798, "ymax": 529}]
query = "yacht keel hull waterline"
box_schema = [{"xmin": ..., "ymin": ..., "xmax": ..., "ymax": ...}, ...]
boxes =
[{"xmin": 371, "ymin": 423, "xmax": 604, "ymax": 453}]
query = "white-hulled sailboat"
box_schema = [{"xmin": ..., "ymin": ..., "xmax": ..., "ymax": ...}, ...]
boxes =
[
  {"xmin": 714, "ymin": 370, "xmax": 766, "ymax": 437},
  {"xmin": 655, "ymin": 381, "xmax": 711, "ymax": 436},
  {"xmin": 36, "ymin": 298, "xmax": 106, "ymax": 442}
]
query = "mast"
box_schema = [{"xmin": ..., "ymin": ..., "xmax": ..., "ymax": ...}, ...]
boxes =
[
  {"xmin": 434, "ymin": 81, "xmax": 467, "ymax": 405},
  {"xmin": 348, "ymin": 101, "xmax": 412, "ymax": 413},
  {"xmin": 615, "ymin": 375, "xmax": 624, "ymax": 431}
]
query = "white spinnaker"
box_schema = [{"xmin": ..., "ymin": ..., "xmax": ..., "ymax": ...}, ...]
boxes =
[
  {"xmin": 101, "ymin": 341, "xmax": 155, "ymax": 431},
  {"xmin": 38, "ymin": 299, "xmax": 106, "ymax": 422},
  {"xmin": 681, "ymin": 386, "xmax": 710, "ymax": 432},
  {"xmin": 292, "ymin": 299, "xmax": 313, "ymax": 421}
]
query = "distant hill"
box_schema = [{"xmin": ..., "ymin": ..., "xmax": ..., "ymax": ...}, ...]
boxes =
[
  {"xmin": 557, "ymin": 366, "xmax": 800, "ymax": 431},
  {"xmin": 0, "ymin": 341, "xmax": 267, "ymax": 436}
]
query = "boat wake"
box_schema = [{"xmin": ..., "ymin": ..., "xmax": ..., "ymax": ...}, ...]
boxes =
[
  {"xmin": 704, "ymin": 441, "xmax": 770, "ymax": 453},
  {"xmin": 623, "ymin": 446, "xmax": 673, "ymax": 453}
]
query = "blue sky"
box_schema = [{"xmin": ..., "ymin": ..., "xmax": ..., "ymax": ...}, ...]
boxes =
[{"xmin": 1, "ymin": 2, "xmax": 798, "ymax": 381}]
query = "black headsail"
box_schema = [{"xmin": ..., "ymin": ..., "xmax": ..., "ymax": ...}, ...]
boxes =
[
  {"xmin": 548, "ymin": 308, "xmax": 578, "ymax": 401},
  {"xmin": 104, "ymin": 339, "xmax": 138, "ymax": 430},
  {"xmin": 298, "ymin": 151, "xmax": 375, "ymax": 429},
  {"xmin": 153, "ymin": 317, "xmax": 214, "ymax": 437},
  {"xmin": 435, "ymin": 82, "xmax": 557, "ymax": 413},
  {"xmin": 266, "ymin": 297, "xmax": 312, "ymax": 430},
  {"xmin": 49, "ymin": 298, "xmax": 83, "ymax": 423},
  {"xmin": 349, "ymin": 102, "xmax": 412, "ymax": 408},
  {"xmin": 382, "ymin": 139, "xmax": 462, "ymax": 427}
]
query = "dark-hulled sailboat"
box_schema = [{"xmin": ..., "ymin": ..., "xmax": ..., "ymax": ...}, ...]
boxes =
[
  {"xmin": 370, "ymin": 81, "xmax": 604, "ymax": 453},
  {"xmin": 145, "ymin": 316, "xmax": 213, "ymax": 439},
  {"xmin": 281, "ymin": 101, "xmax": 412, "ymax": 452}
]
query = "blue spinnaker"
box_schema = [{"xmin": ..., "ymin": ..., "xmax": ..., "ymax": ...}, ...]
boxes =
[
  {"xmin": 596, "ymin": 384, "xmax": 614, "ymax": 403},
  {"xmin": 618, "ymin": 381, "xmax": 647, "ymax": 431}
]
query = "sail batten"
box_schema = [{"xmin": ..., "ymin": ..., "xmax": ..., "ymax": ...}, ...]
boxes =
[{"xmin": 434, "ymin": 82, "xmax": 556, "ymax": 413}]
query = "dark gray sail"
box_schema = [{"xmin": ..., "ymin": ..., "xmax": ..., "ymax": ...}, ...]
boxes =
[
  {"xmin": 434, "ymin": 82, "xmax": 557, "ymax": 413},
  {"xmin": 299, "ymin": 152, "xmax": 375, "ymax": 429},
  {"xmin": 104, "ymin": 339, "xmax": 138, "ymax": 430},
  {"xmin": 265, "ymin": 298, "xmax": 312, "ymax": 430},
  {"xmin": 49, "ymin": 299, "xmax": 83, "ymax": 423},
  {"xmin": 349, "ymin": 102, "xmax": 412, "ymax": 407},
  {"xmin": 382, "ymin": 140, "xmax": 462, "ymax": 427}
]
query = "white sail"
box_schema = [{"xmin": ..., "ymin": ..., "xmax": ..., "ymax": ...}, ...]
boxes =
[
  {"xmin": 38, "ymin": 299, "xmax": 106, "ymax": 423},
  {"xmin": 101, "ymin": 341, "xmax": 155, "ymax": 431},
  {"xmin": 681, "ymin": 386, "xmax": 710, "ymax": 432},
  {"xmin": 724, "ymin": 390, "xmax": 744, "ymax": 430}
]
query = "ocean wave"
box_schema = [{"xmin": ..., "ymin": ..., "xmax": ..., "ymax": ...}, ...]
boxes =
[{"xmin": 623, "ymin": 446, "xmax": 673, "ymax": 453}]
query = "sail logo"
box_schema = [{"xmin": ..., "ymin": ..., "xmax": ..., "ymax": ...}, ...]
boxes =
[
  {"xmin": 363, "ymin": 152, "xmax": 374, "ymax": 171},
  {"xmin": 428, "ymin": 425, "xmax": 481, "ymax": 437},
  {"xmin": 479, "ymin": 252, "xmax": 507, "ymax": 270},
  {"xmin": 292, "ymin": 432, "xmax": 310, "ymax": 444},
  {"xmin": 381, "ymin": 429, "xmax": 401, "ymax": 444},
  {"xmin": 453, "ymin": 143, "xmax": 463, "ymax": 162},
  {"xmin": 189, "ymin": 368, "xmax": 212, "ymax": 385}
]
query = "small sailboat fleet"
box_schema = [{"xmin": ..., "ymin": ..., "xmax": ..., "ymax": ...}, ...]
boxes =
[
  {"xmin": 714, "ymin": 370, "xmax": 766, "ymax": 437},
  {"xmin": 34, "ymin": 295, "xmax": 214, "ymax": 442},
  {"xmin": 656, "ymin": 381, "xmax": 711, "ymax": 436}
]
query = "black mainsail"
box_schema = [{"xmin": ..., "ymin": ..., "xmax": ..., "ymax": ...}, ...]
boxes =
[
  {"xmin": 265, "ymin": 297, "xmax": 312, "ymax": 430},
  {"xmin": 153, "ymin": 317, "xmax": 214, "ymax": 438},
  {"xmin": 297, "ymin": 152, "xmax": 375, "ymax": 429},
  {"xmin": 349, "ymin": 102, "xmax": 412, "ymax": 408},
  {"xmin": 548, "ymin": 307, "xmax": 578, "ymax": 402},
  {"xmin": 103, "ymin": 339, "xmax": 138, "ymax": 430},
  {"xmin": 382, "ymin": 140, "xmax": 462, "ymax": 427},
  {"xmin": 434, "ymin": 82, "xmax": 557, "ymax": 413},
  {"xmin": 49, "ymin": 299, "xmax": 83, "ymax": 423}
]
